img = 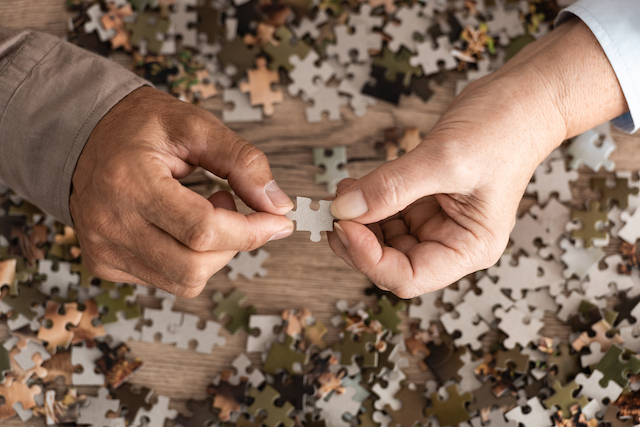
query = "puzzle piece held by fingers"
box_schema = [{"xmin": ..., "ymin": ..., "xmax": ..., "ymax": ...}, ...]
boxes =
[{"xmin": 286, "ymin": 197, "xmax": 334, "ymax": 242}]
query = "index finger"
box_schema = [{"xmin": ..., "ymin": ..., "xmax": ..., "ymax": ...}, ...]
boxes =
[{"xmin": 141, "ymin": 172, "xmax": 293, "ymax": 252}]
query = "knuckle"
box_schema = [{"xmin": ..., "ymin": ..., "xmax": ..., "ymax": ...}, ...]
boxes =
[
  {"xmin": 240, "ymin": 233, "xmax": 262, "ymax": 252},
  {"xmin": 235, "ymin": 141, "xmax": 268, "ymax": 171},
  {"xmin": 178, "ymin": 258, "xmax": 211, "ymax": 288},
  {"xmin": 372, "ymin": 168, "xmax": 408, "ymax": 211},
  {"xmin": 184, "ymin": 220, "xmax": 217, "ymax": 251}
]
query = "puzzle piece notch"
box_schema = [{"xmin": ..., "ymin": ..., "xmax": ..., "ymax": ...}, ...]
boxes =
[
  {"xmin": 84, "ymin": 3, "xmax": 116, "ymax": 42},
  {"xmin": 286, "ymin": 197, "xmax": 335, "ymax": 242}
]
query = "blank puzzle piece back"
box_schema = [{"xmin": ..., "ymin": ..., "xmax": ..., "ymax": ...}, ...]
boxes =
[
  {"xmin": 286, "ymin": 197, "xmax": 334, "ymax": 242},
  {"xmin": 313, "ymin": 147, "xmax": 349, "ymax": 194}
]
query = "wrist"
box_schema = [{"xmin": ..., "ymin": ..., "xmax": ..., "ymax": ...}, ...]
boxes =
[{"xmin": 503, "ymin": 17, "xmax": 627, "ymax": 141}]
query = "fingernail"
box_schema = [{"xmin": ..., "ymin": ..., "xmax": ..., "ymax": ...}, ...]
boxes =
[
  {"xmin": 334, "ymin": 223, "xmax": 350, "ymax": 249},
  {"xmin": 269, "ymin": 224, "xmax": 294, "ymax": 242},
  {"xmin": 265, "ymin": 180, "xmax": 293, "ymax": 208},
  {"xmin": 331, "ymin": 188, "xmax": 368, "ymax": 220}
]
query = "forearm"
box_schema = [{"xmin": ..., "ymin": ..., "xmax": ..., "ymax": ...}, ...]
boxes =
[
  {"xmin": 507, "ymin": 17, "xmax": 627, "ymax": 140},
  {"xmin": 0, "ymin": 25, "xmax": 148, "ymax": 225}
]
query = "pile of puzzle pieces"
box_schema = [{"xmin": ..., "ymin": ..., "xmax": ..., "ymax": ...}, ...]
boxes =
[
  {"xmin": 2, "ymin": 116, "xmax": 640, "ymax": 426},
  {"xmin": 66, "ymin": 0, "xmax": 558, "ymax": 122},
  {"xmin": 4, "ymin": 0, "xmax": 640, "ymax": 425}
]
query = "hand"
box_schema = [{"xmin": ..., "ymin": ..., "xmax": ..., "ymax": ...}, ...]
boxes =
[
  {"xmin": 328, "ymin": 18, "xmax": 628, "ymax": 299},
  {"xmin": 70, "ymin": 87, "xmax": 294, "ymax": 297}
]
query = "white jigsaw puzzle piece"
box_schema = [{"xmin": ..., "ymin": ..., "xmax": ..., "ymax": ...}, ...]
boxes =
[
  {"xmin": 226, "ymin": 249, "xmax": 269, "ymax": 280},
  {"xmin": 286, "ymin": 197, "xmax": 334, "ymax": 242}
]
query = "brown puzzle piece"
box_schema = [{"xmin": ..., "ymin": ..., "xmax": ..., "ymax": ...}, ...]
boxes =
[
  {"xmin": 37, "ymin": 300, "xmax": 83, "ymax": 352},
  {"xmin": 239, "ymin": 57, "xmax": 283, "ymax": 116}
]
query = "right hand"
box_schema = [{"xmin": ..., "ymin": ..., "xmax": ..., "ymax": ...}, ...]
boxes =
[
  {"xmin": 328, "ymin": 18, "xmax": 628, "ymax": 299},
  {"xmin": 70, "ymin": 87, "xmax": 294, "ymax": 297}
]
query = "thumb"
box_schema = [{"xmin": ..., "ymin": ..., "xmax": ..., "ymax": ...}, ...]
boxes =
[
  {"xmin": 330, "ymin": 149, "xmax": 443, "ymax": 223},
  {"xmin": 191, "ymin": 116, "xmax": 294, "ymax": 215}
]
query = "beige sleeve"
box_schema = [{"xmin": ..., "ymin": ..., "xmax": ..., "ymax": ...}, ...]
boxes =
[{"xmin": 0, "ymin": 25, "xmax": 149, "ymax": 226}]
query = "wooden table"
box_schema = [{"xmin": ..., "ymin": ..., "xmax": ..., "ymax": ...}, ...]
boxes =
[{"xmin": 2, "ymin": 1, "xmax": 640, "ymax": 425}]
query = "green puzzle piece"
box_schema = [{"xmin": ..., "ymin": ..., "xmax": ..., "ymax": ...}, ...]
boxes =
[
  {"xmin": 3, "ymin": 281, "xmax": 48, "ymax": 320},
  {"xmin": 369, "ymin": 296, "xmax": 406, "ymax": 334},
  {"xmin": 332, "ymin": 331, "xmax": 379, "ymax": 368},
  {"xmin": 595, "ymin": 344, "xmax": 640, "ymax": 388},
  {"xmin": 211, "ymin": 288, "xmax": 256, "ymax": 334},
  {"xmin": 543, "ymin": 380, "xmax": 588, "ymax": 419},
  {"xmin": 263, "ymin": 335, "xmax": 308, "ymax": 375},
  {"xmin": 126, "ymin": 12, "xmax": 170, "ymax": 54},
  {"xmin": 95, "ymin": 284, "xmax": 141, "ymax": 324},
  {"xmin": 248, "ymin": 385, "xmax": 295, "ymax": 427},
  {"xmin": 425, "ymin": 384, "xmax": 473, "ymax": 427},
  {"xmin": 263, "ymin": 27, "xmax": 311, "ymax": 72},
  {"xmin": 0, "ymin": 345, "xmax": 11, "ymax": 383}
]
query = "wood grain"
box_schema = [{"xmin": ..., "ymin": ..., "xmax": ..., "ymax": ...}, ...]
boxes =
[{"xmin": 1, "ymin": 2, "xmax": 640, "ymax": 425}]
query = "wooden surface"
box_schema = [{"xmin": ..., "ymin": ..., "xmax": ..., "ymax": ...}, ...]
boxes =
[{"xmin": 2, "ymin": 2, "xmax": 640, "ymax": 425}]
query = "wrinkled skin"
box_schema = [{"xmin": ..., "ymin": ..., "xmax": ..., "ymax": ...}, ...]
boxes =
[{"xmin": 70, "ymin": 87, "xmax": 294, "ymax": 297}]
